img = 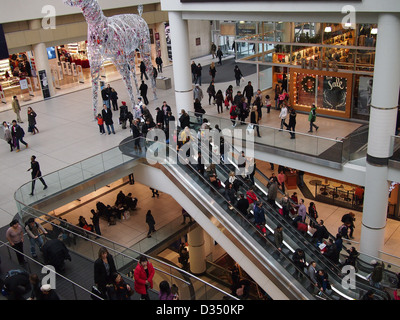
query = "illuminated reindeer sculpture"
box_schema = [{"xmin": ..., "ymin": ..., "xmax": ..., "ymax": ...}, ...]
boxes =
[{"xmin": 63, "ymin": 0, "xmax": 156, "ymax": 118}]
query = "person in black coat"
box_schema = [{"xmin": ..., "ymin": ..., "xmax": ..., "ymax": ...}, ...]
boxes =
[
  {"xmin": 11, "ymin": 120, "xmax": 28, "ymax": 151},
  {"xmin": 119, "ymin": 101, "xmax": 128, "ymax": 129},
  {"xmin": 292, "ymin": 248, "xmax": 306, "ymax": 279},
  {"xmin": 288, "ymin": 107, "xmax": 297, "ymax": 139},
  {"xmin": 101, "ymin": 105, "xmax": 115, "ymax": 134},
  {"xmin": 243, "ymin": 81, "xmax": 254, "ymax": 105},
  {"xmin": 179, "ymin": 110, "xmax": 190, "ymax": 129},
  {"xmin": 156, "ymin": 56, "xmax": 163, "ymax": 73},
  {"xmin": 312, "ymin": 220, "xmax": 330, "ymax": 243},
  {"xmin": 110, "ymin": 88, "xmax": 118, "ymax": 111},
  {"xmin": 234, "ymin": 65, "xmax": 243, "ymax": 87},
  {"xmin": 3, "ymin": 270, "xmax": 31, "ymax": 300},
  {"xmin": 155, "ymin": 107, "xmax": 164, "ymax": 129},
  {"xmin": 140, "ymin": 61, "xmax": 148, "ymax": 80},
  {"xmin": 131, "ymin": 119, "xmax": 142, "ymax": 151},
  {"xmin": 41, "ymin": 239, "xmax": 71, "ymax": 272},
  {"xmin": 146, "ymin": 210, "xmax": 156, "ymax": 238},
  {"xmin": 139, "ymin": 80, "xmax": 149, "ymax": 105},
  {"xmin": 94, "ymin": 247, "xmax": 117, "ymax": 299}
]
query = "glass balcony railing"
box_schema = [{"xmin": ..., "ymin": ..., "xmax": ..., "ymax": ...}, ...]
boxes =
[
  {"xmin": 188, "ymin": 111, "xmax": 344, "ymax": 164},
  {"xmin": 13, "ymin": 137, "xmax": 238, "ymax": 301}
]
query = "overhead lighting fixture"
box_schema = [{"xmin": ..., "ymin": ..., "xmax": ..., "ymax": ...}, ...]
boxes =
[
  {"xmin": 345, "ymin": 22, "xmax": 352, "ymax": 28},
  {"xmin": 239, "ymin": 21, "xmax": 245, "ymax": 24},
  {"xmin": 371, "ymin": 28, "xmax": 378, "ymax": 34},
  {"xmin": 324, "ymin": 26, "xmax": 332, "ymax": 33}
]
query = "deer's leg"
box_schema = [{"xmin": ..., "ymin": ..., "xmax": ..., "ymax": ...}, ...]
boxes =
[
  {"xmin": 128, "ymin": 53, "xmax": 140, "ymax": 97},
  {"xmin": 90, "ymin": 62, "xmax": 101, "ymax": 120},
  {"xmin": 139, "ymin": 40, "xmax": 157, "ymax": 100},
  {"xmin": 116, "ymin": 61, "xmax": 136, "ymax": 108}
]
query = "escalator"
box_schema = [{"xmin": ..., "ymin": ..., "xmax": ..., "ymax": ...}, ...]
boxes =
[
  {"xmin": 181, "ymin": 127, "xmax": 390, "ymax": 300},
  {"xmin": 193, "ymin": 133, "xmax": 392, "ymax": 300}
]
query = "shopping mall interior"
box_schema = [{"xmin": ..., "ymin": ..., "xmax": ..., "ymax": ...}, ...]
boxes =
[{"xmin": 0, "ymin": 0, "xmax": 400, "ymax": 303}]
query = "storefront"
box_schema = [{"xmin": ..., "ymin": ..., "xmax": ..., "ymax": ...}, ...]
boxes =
[
  {"xmin": 234, "ymin": 21, "xmax": 378, "ymax": 121},
  {"xmin": 0, "ymin": 51, "xmax": 40, "ymax": 101}
]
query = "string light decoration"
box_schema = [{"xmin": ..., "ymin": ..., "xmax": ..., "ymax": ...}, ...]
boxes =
[
  {"xmin": 63, "ymin": 0, "xmax": 157, "ymax": 119},
  {"xmin": 301, "ymin": 75, "xmax": 316, "ymax": 93}
]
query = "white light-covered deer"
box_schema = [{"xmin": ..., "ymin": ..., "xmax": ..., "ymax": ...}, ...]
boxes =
[{"xmin": 63, "ymin": 0, "xmax": 156, "ymax": 118}]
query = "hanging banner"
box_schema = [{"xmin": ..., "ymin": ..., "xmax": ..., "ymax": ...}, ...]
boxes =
[{"xmin": 39, "ymin": 70, "xmax": 51, "ymax": 99}]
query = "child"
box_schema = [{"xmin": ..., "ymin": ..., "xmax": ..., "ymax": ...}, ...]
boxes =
[
  {"xmin": 265, "ymin": 95, "xmax": 271, "ymax": 113},
  {"xmin": 97, "ymin": 113, "xmax": 105, "ymax": 134}
]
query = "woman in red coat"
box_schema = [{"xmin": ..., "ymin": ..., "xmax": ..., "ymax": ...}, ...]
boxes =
[
  {"xmin": 134, "ymin": 255, "xmax": 155, "ymax": 300},
  {"xmin": 230, "ymin": 104, "xmax": 238, "ymax": 127}
]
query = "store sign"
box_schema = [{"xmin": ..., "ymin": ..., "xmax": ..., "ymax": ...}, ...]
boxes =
[
  {"xmin": 301, "ymin": 58, "xmax": 338, "ymax": 72},
  {"xmin": 323, "ymin": 76, "xmax": 347, "ymax": 111},
  {"xmin": 39, "ymin": 70, "xmax": 51, "ymax": 99}
]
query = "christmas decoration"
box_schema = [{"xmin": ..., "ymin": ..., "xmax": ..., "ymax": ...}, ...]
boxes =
[{"xmin": 63, "ymin": 0, "xmax": 157, "ymax": 118}]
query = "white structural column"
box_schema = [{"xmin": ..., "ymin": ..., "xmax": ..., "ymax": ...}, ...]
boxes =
[
  {"xmin": 360, "ymin": 13, "xmax": 400, "ymax": 257},
  {"xmin": 29, "ymin": 19, "xmax": 56, "ymax": 98},
  {"xmin": 188, "ymin": 226, "xmax": 206, "ymax": 275},
  {"xmin": 168, "ymin": 11, "xmax": 193, "ymax": 115}
]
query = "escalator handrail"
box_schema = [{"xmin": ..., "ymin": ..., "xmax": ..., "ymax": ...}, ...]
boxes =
[{"xmin": 193, "ymin": 133, "xmax": 390, "ymax": 299}]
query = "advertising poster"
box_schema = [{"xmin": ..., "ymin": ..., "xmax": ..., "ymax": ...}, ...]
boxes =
[
  {"xmin": 357, "ymin": 76, "xmax": 373, "ymax": 115},
  {"xmin": 322, "ymin": 76, "xmax": 347, "ymax": 111},
  {"xmin": 39, "ymin": 70, "xmax": 51, "ymax": 99},
  {"xmin": 165, "ymin": 22, "xmax": 172, "ymax": 61}
]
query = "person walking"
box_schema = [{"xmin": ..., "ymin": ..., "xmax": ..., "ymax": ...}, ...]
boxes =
[
  {"xmin": 134, "ymin": 255, "xmax": 155, "ymax": 300},
  {"xmin": 274, "ymin": 84, "xmax": 281, "ymax": 110},
  {"xmin": 225, "ymin": 85, "xmax": 233, "ymax": 109},
  {"xmin": 156, "ymin": 55, "xmax": 163, "ymax": 73},
  {"xmin": 209, "ymin": 62, "xmax": 217, "ymax": 82},
  {"xmin": 210, "ymin": 42, "xmax": 217, "ymax": 59},
  {"xmin": 250, "ymin": 105, "xmax": 261, "ymax": 137},
  {"xmin": 11, "ymin": 120, "xmax": 28, "ymax": 152},
  {"xmin": 215, "ymin": 89, "xmax": 224, "ymax": 114},
  {"xmin": 102, "ymin": 104, "xmax": 115, "ymax": 135},
  {"xmin": 207, "ymin": 81, "xmax": 216, "ymax": 105},
  {"xmin": 6, "ymin": 219, "xmax": 26, "ymax": 265},
  {"xmin": 191, "ymin": 61, "xmax": 197, "ymax": 83},
  {"xmin": 28, "ymin": 155, "xmax": 47, "ymax": 196},
  {"xmin": 90, "ymin": 209, "xmax": 101, "ymax": 237},
  {"xmin": 193, "ymin": 84, "xmax": 203, "ymax": 103},
  {"xmin": 288, "ymin": 107, "xmax": 297, "ymax": 139},
  {"xmin": 3, "ymin": 121, "xmax": 14, "ymax": 151},
  {"xmin": 279, "ymin": 103, "xmax": 289, "ymax": 131},
  {"xmin": 11, "ymin": 95, "xmax": 23, "ymax": 123},
  {"xmin": 234, "ymin": 65, "xmax": 243, "ymax": 87},
  {"xmin": 27, "ymin": 107, "xmax": 39, "ymax": 134},
  {"xmin": 195, "ymin": 63, "xmax": 202, "ymax": 86},
  {"xmin": 308, "ymin": 103, "xmax": 319, "ymax": 133},
  {"xmin": 139, "ymin": 80, "xmax": 149, "ymax": 105},
  {"xmin": 110, "ymin": 88, "xmax": 118, "ymax": 111},
  {"xmin": 243, "ymin": 81, "xmax": 254, "ymax": 105},
  {"xmin": 140, "ymin": 61, "xmax": 148, "ymax": 80},
  {"xmin": 94, "ymin": 247, "xmax": 117, "ymax": 299},
  {"xmin": 25, "ymin": 217, "xmax": 47, "ymax": 258},
  {"xmin": 216, "ymin": 46, "xmax": 223, "ymax": 65},
  {"xmin": 145, "ymin": 210, "xmax": 156, "ymax": 238}
]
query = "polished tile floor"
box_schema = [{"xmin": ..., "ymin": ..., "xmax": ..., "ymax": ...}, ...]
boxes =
[{"xmin": 0, "ymin": 53, "xmax": 399, "ymax": 267}]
